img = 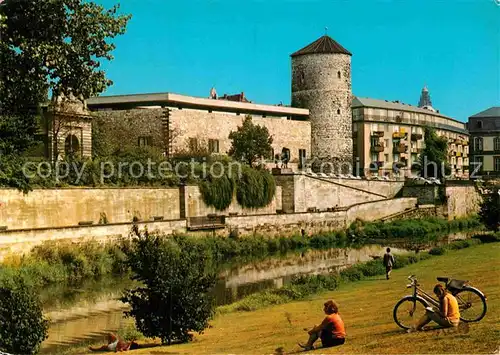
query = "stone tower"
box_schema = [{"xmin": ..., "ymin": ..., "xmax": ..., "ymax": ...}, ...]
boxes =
[{"xmin": 291, "ymin": 35, "xmax": 353, "ymax": 172}]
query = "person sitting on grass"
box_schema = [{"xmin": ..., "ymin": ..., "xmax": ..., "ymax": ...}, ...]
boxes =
[
  {"xmin": 89, "ymin": 332, "xmax": 138, "ymax": 352},
  {"xmin": 298, "ymin": 300, "xmax": 346, "ymax": 351},
  {"xmin": 408, "ymin": 284, "xmax": 460, "ymax": 333}
]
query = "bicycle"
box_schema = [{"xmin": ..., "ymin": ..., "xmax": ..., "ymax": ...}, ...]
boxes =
[{"xmin": 393, "ymin": 275, "xmax": 487, "ymax": 330}]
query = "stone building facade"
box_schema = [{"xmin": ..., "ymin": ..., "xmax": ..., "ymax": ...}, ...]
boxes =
[
  {"xmin": 291, "ymin": 36, "xmax": 353, "ymax": 171},
  {"xmin": 41, "ymin": 96, "xmax": 93, "ymax": 160},
  {"xmin": 467, "ymin": 106, "xmax": 500, "ymax": 178},
  {"xmin": 88, "ymin": 93, "xmax": 311, "ymax": 166}
]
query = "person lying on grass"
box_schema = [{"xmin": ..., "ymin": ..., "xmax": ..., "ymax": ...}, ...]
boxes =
[
  {"xmin": 89, "ymin": 332, "xmax": 139, "ymax": 352},
  {"xmin": 298, "ymin": 300, "xmax": 346, "ymax": 351},
  {"xmin": 408, "ymin": 284, "xmax": 460, "ymax": 333}
]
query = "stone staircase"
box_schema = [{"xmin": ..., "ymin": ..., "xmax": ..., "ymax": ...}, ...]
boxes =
[{"xmin": 379, "ymin": 204, "xmax": 439, "ymax": 222}]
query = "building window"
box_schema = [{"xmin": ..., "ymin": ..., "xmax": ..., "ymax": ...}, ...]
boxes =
[
  {"xmin": 494, "ymin": 137, "xmax": 500, "ymax": 151},
  {"xmin": 208, "ymin": 139, "xmax": 219, "ymax": 153},
  {"xmin": 337, "ymin": 71, "xmax": 341, "ymax": 79},
  {"xmin": 299, "ymin": 149, "xmax": 306, "ymax": 168},
  {"xmin": 371, "ymin": 152, "xmax": 378, "ymax": 162},
  {"xmin": 384, "ymin": 154, "xmax": 389, "ymax": 162},
  {"xmin": 393, "ymin": 154, "xmax": 399, "ymax": 162},
  {"xmin": 473, "ymin": 156, "xmax": 483, "ymax": 173},
  {"xmin": 473, "ymin": 137, "xmax": 483, "ymax": 151},
  {"xmin": 64, "ymin": 134, "xmax": 80, "ymax": 156},
  {"xmin": 337, "ymin": 108, "xmax": 341, "ymax": 114},
  {"xmin": 189, "ymin": 137, "xmax": 198, "ymax": 151},
  {"xmin": 370, "ymin": 137, "xmax": 379, "ymax": 147},
  {"xmin": 281, "ymin": 147, "xmax": 291, "ymax": 164},
  {"xmin": 138, "ymin": 136, "xmax": 152, "ymax": 147},
  {"xmin": 477, "ymin": 121, "xmax": 483, "ymax": 128},
  {"xmin": 495, "ymin": 157, "xmax": 500, "ymax": 172}
]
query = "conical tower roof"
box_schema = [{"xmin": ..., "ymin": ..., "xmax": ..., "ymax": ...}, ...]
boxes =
[{"xmin": 291, "ymin": 35, "xmax": 352, "ymax": 57}]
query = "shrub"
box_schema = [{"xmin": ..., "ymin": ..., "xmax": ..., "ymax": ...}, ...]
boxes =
[
  {"xmin": 429, "ymin": 247, "xmax": 446, "ymax": 255},
  {"xmin": 236, "ymin": 166, "xmax": 276, "ymax": 209},
  {"xmin": 347, "ymin": 216, "xmax": 481, "ymax": 241},
  {"xmin": 198, "ymin": 168, "xmax": 235, "ymax": 211},
  {"xmin": 472, "ymin": 233, "xmax": 500, "ymax": 244},
  {"xmin": 479, "ymin": 188, "xmax": 500, "ymax": 231},
  {"xmin": 356, "ymin": 260, "xmax": 386, "ymax": 276},
  {"xmin": 122, "ymin": 228, "xmax": 216, "ymax": 345},
  {"xmin": 0, "ymin": 277, "xmax": 49, "ymax": 355},
  {"xmin": 340, "ymin": 267, "xmax": 364, "ymax": 282}
]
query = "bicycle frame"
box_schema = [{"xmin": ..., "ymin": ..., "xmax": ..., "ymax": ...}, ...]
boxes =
[
  {"xmin": 406, "ymin": 275, "xmax": 440, "ymax": 311},
  {"xmin": 413, "ymin": 285, "xmax": 440, "ymax": 308}
]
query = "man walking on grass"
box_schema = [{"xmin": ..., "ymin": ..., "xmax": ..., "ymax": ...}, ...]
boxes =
[{"xmin": 383, "ymin": 247, "xmax": 395, "ymax": 280}]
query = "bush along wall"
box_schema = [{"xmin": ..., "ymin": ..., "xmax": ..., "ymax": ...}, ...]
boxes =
[
  {"xmin": 0, "ymin": 240, "xmax": 130, "ymax": 290},
  {"xmin": 347, "ymin": 215, "xmax": 482, "ymax": 241},
  {"xmin": 236, "ymin": 166, "xmax": 276, "ymax": 209},
  {"xmin": 0, "ymin": 215, "xmax": 482, "ymax": 291},
  {"xmin": 199, "ymin": 165, "xmax": 276, "ymax": 211}
]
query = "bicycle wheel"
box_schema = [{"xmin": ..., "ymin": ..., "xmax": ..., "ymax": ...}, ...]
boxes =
[
  {"xmin": 393, "ymin": 296, "xmax": 428, "ymax": 330},
  {"xmin": 455, "ymin": 287, "xmax": 487, "ymax": 322}
]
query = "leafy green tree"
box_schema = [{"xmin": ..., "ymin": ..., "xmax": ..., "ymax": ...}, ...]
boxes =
[
  {"xmin": 0, "ymin": 277, "xmax": 49, "ymax": 355},
  {"xmin": 122, "ymin": 228, "xmax": 216, "ymax": 345},
  {"xmin": 1, "ymin": 0, "xmax": 131, "ymax": 104},
  {"xmin": 228, "ymin": 115, "xmax": 273, "ymax": 166},
  {"xmin": 236, "ymin": 165, "xmax": 276, "ymax": 208},
  {"xmin": 479, "ymin": 188, "xmax": 500, "ymax": 231},
  {"xmin": 418, "ymin": 127, "xmax": 450, "ymax": 179},
  {"xmin": 0, "ymin": 0, "xmax": 130, "ymax": 189}
]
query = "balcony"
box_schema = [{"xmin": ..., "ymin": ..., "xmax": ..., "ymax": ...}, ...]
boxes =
[
  {"xmin": 410, "ymin": 133, "xmax": 423, "ymax": 141},
  {"xmin": 371, "ymin": 143, "xmax": 385, "ymax": 152},
  {"xmin": 454, "ymin": 139, "xmax": 468, "ymax": 145},
  {"xmin": 371, "ymin": 131, "xmax": 384, "ymax": 138},
  {"xmin": 395, "ymin": 161, "xmax": 407, "ymax": 169},
  {"xmin": 392, "ymin": 131, "xmax": 407, "ymax": 139},
  {"xmin": 369, "ymin": 161, "xmax": 384, "ymax": 171},
  {"xmin": 393, "ymin": 144, "xmax": 407, "ymax": 153}
]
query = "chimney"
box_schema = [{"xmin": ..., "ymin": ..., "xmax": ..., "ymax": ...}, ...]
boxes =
[{"xmin": 241, "ymin": 92, "xmax": 245, "ymax": 102}]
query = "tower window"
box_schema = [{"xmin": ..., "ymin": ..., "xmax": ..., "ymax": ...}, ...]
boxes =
[
  {"xmin": 337, "ymin": 109, "xmax": 341, "ymax": 114},
  {"xmin": 337, "ymin": 71, "xmax": 341, "ymax": 79},
  {"xmin": 477, "ymin": 121, "xmax": 483, "ymax": 128}
]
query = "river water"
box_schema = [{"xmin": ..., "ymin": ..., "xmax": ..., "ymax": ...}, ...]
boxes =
[{"xmin": 40, "ymin": 233, "xmax": 471, "ymax": 353}]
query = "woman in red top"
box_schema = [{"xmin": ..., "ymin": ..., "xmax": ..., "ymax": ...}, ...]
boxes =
[{"xmin": 299, "ymin": 300, "xmax": 346, "ymax": 351}]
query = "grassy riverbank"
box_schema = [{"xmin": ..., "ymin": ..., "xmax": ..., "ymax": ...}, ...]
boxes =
[
  {"xmin": 59, "ymin": 235, "xmax": 500, "ymax": 354},
  {"xmin": 126, "ymin": 241, "xmax": 500, "ymax": 354}
]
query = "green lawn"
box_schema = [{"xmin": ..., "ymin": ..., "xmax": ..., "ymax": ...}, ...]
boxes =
[{"xmin": 70, "ymin": 243, "xmax": 500, "ymax": 354}]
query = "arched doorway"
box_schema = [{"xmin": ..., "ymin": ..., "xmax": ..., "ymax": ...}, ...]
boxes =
[
  {"xmin": 64, "ymin": 134, "xmax": 80, "ymax": 156},
  {"xmin": 281, "ymin": 147, "xmax": 290, "ymax": 168}
]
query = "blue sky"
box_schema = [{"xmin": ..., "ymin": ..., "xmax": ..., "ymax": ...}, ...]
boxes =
[{"xmin": 98, "ymin": 0, "xmax": 499, "ymax": 122}]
